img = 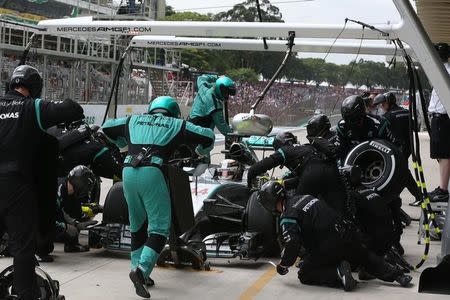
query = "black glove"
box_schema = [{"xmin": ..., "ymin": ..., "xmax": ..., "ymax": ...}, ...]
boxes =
[{"xmin": 276, "ymin": 264, "xmax": 289, "ymax": 275}]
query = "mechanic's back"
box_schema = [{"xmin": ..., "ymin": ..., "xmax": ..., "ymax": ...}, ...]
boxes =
[
  {"xmin": 0, "ymin": 65, "xmax": 83, "ymax": 299},
  {"xmin": 0, "ymin": 66, "xmax": 83, "ymax": 172}
]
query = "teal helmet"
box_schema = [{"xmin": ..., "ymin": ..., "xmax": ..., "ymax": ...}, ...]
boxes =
[
  {"xmin": 148, "ymin": 96, "xmax": 181, "ymax": 118},
  {"xmin": 214, "ymin": 76, "xmax": 236, "ymax": 101}
]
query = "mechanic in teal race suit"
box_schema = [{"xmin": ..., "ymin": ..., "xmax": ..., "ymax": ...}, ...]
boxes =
[
  {"xmin": 102, "ymin": 96, "xmax": 215, "ymax": 298},
  {"xmin": 188, "ymin": 74, "xmax": 236, "ymax": 135}
]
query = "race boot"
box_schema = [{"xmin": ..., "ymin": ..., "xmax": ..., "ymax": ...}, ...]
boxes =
[
  {"xmin": 146, "ymin": 277, "xmax": 155, "ymax": 287},
  {"xmin": 395, "ymin": 274, "xmax": 413, "ymax": 287},
  {"xmin": 337, "ymin": 261, "xmax": 358, "ymax": 292},
  {"xmin": 129, "ymin": 268, "xmax": 150, "ymax": 298},
  {"xmin": 64, "ymin": 243, "xmax": 90, "ymax": 253}
]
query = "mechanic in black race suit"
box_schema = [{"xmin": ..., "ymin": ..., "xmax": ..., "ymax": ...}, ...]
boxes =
[
  {"xmin": 0, "ymin": 65, "xmax": 84, "ymax": 299},
  {"xmin": 306, "ymin": 113, "xmax": 397, "ymax": 260},
  {"xmin": 306, "ymin": 114, "xmax": 337, "ymax": 143},
  {"xmin": 335, "ymin": 95, "xmax": 407, "ymax": 254},
  {"xmin": 257, "ymin": 181, "xmax": 412, "ymax": 291},
  {"xmin": 335, "ymin": 95, "xmax": 398, "ymax": 160},
  {"xmin": 373, "ymin": 92, "xmax": 422, "ymax": 206},
  {"xmin": 247, "ymin": 131, "xmax": 347, "ymax": 215},
  {"xmin": 37, "ymin": 166, "xmax": 98, "ymax": 262}
]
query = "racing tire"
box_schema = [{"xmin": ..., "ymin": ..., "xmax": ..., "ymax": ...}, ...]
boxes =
[
  {"xmin": 245, "ymin": 192, "xmax": 280, "ymax": 257},
  {"xmin": 344, "ymin": 139, "xmax": 407, "ymax": 197},
  {"xmin": 102, "ymin": 182, "xmax": 129, "ymax": 225}
]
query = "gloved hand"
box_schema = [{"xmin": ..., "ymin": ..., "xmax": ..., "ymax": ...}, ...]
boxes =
[
  {"xmin": 65, "ymin": 224, "xmax": 78, "ymax": 239},
  {"xmin": 276, "ymin": 264, "xmax": 289, "ymax": 275},
  {"xmin": 76, "ymin": 220, "xmax": 98, "ymax": 231}
]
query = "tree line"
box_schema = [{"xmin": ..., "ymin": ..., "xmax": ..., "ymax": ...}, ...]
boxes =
[{"xmin": 163, "ymin": 0, "xmax": 430, "ymax": 90}]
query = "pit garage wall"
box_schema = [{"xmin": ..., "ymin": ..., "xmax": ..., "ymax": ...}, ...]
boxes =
[{"xmin": 81, "ymin": 104, "xmax": 148, "ymax": 125}]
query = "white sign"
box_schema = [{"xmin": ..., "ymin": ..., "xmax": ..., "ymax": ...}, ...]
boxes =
[{"xmin": 81, "ymin": 104, "xmax": 148, "ymax": 125}]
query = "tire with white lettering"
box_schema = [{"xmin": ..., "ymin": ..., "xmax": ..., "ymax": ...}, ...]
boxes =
[
  {"xmin": 245, "ymin": 191, "xmax": 280, "ymax": 257},
  {"xmin": 102, "ymin": 182, "xmax": 129, "ymax": 225},
  {"xmin": 344, "ymin": 139, "xmax": 407, "ymax": 197}
]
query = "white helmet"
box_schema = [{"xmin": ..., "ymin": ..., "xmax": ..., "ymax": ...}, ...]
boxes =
[{"xmin": 217, "ymin": 159, "xmax": 241, "ymax": 181}]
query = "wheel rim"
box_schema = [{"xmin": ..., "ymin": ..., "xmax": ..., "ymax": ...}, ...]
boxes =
[{"xmin": 354, "ymin": 150, "xmax": 386, "ymax": 186}]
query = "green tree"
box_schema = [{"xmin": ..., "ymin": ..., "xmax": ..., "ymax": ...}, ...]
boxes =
[
  {"xmin": 165, "ymin": 5, "xmax": 175, "ymax": 17},
  {"xmin": 213, "ymin": 0, "xmax": 286, "ymax": 76},
  {"xmin": 162, "ymin": 11, "xmax": 212, "ymax": 21},
  {"xmin": 214, "ymin": 0, "xmax": 282, "ymax": 22},
  {"xmin": 226, "ymin": 68, "xmax": 259, "ymax": 82}
]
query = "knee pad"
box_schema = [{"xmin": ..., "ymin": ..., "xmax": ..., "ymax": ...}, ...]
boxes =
[
  {"xmin": 145, "ymin": 233, "xmax": 167, "ymax": 254},
  {"xmin": 131, "ymin": 223, "xmax": 147, "ymax": 251}
]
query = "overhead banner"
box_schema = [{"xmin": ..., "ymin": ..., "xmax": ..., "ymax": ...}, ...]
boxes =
[{"xmin": 82, "ymin": 104, "xmax": 148, "ymax": 125}]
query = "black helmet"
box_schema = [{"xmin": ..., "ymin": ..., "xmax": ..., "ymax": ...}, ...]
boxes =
[
  {"xmin": 9, "ymin": 65, "xmax": 43, "ymax": 99},
  {"xmin": 257, "ymin": 181, "xmax": 285, "ymax": 213},
  {"xmin": 0, "ymin": 265, "xmax": 63, "ymax": 299},
  {"xmin": 68, "ymin": 165, "xmax": 96, "ymax": 200},
  {"xmin": 373, "ymin": 92, "xmax": 396, "ymax": 106},
  {"xmin": 306, "ymin": 114, "xmax": 331, "ymax": 138},
  {"xmin": 273, "ymin": 131, "xmax": 297, "ymax": 150},
  {"xmin": 435, "ymin": 42, "xmax": 449, "ymax": 62},
  {"xmin": 341, "ymin": 95, "xmax": 366, "ymax": 125}
]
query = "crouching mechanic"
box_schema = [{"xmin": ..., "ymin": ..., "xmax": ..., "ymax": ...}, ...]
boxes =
[
  {"xmin": 102, "ymin": 96, "xmax": 215, "ymax": 298},
  {"xmin": 36, "ymin": 166, "xmax": 97, "ymax": 261},
  {"xmin": 247, "ymin": 132, "xmax": 347, "ymax": 215},
  {"xmin": 336, "ymin": 95, "xmax": 407, "ymax": 254},
  {"xmin": 188, "ymin": 74, "xmax": 236, "ymax": 135},
  {"xmin": 55, "ymin": 166, "xmax": 97, "ymax": 252},
  {"xmin": 257, "ymin": 181, "xmax": 412, "ymax": 291}
]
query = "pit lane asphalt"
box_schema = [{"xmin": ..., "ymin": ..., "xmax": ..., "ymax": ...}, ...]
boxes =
[{"xmin": 0, "ymin": 129, "xmax": 448, "ymax": 300}]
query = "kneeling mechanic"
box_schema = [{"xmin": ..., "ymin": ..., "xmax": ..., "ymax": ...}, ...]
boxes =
[{"xmin": 257, "ymin": 181, "xmax": 412, "ymax": 291}]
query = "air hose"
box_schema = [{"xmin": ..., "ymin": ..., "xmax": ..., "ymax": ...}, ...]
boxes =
[
  {"xmin": 396, "ymin": 39, "xmax": 441, "ymax": 269},
  {"xmin": 102, "ymin": 44, "xmax": 132, "ymax": 124},
  {"xmin": 249, "ymin": 31, "xmax": 295, "ymax": 114}
]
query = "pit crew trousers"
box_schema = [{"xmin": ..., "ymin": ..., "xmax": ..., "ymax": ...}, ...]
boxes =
[
  {"xmin": 298, "ymin": 233, "xmax": 401, "ymax": 288},
  {"xmin": 122, "ymin": 166, "xmax": 171, "ymax": 277},
  {"xmin": 0, "ymin": 174, "xmax": 37, "ymax": 299}
]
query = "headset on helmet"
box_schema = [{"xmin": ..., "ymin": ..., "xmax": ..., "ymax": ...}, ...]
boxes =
[
  {"xmin": 341, "ymin": 95, "xmax": 366, "ymax": 125},
  {"xmin": 435, "ymin": 42, "xmax": 449, "ymax": 62},
  {"xmin": 9, "ymin": 65, "xmax": 43, "ymax": 99},
  {"xmin": 273, "ymin": 131, "xmax": 298, "ymax": 150},
  {"xmin": 215, "ymin": 76, "xmax": 236, "ymax": 101},
  {"xmin": 68, "ymin": 165, "xmax": 96, "ymax": 201},
  {"xmin": 373, "ymin": 92, "xmax": 397, "ymax": 106},
  {"xmin": 306, "ymin": 114, "xmax": 331, "ymax": 138},
  {"xmin": 0, "ymin": 265, "xmax": 64, "ymax": 300},
  {"xmin": 257, "ymin": 181, "xmax": 286, "ymax": 214},
  {"xmin": 148, "ymin": 96, "xmax": 181, "ymax": 118}
]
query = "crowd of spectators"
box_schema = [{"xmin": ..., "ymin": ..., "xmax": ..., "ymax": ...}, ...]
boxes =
[{"xmin": 228, "ymin": 81, "xmax": 356, "ymax": 126}]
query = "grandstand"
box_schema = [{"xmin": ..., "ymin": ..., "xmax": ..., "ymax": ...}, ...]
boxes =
[{"xmin": 0, "ymin": 0, "xmax": 182, "ymax": 106}]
